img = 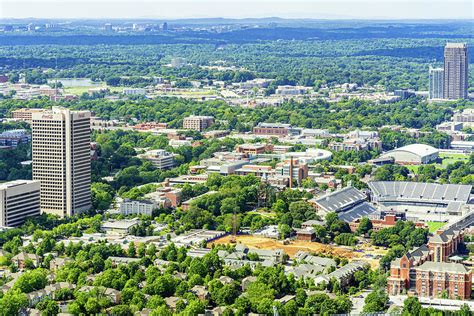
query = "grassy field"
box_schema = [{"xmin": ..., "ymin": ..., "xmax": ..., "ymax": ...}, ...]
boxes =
[
  {"xmin": 439, "ymin": 152, "xmax": 469, "ymax": 167},
  {"xmin": 406, "ymin": 165, "xmax": 420, "ymax": 173},
  {"xmin": 407, "ymin": 153, "xmax": 469, "ymax": 174},
  {"xmin": 426, "ymin": 221, "xmax": 446, "ymax": 233},
  {"xmin": 64, "ymin": 85, "xmax": 122, "ymax": 95},
  {"xmin": 247, "ymin": 209, "xmax": 277, "ymax": 219}
]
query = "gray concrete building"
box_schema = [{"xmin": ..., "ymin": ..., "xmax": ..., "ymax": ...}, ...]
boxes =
[{"xmin": 0, "ymin": 180, "xmax": 40, "ymax": 227}]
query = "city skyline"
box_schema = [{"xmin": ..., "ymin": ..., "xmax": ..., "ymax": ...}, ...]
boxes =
[{"xmin": 1, "ymin": 0, "xmax": 473, "ymax": 20}]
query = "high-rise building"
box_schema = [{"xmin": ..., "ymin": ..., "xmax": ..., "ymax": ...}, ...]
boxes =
[
  {"xmin": 0, "ymin": 180, "xmax": 41, "ymax": 227},
  {"xmin": 429, "ymin": 67, "xmax": 444, "ymax": 99},
  {"xmin": 32, "ymin": 107, "xmax": 91, "ymax": 217},
  {"xmin": 443, "ymin": 43, "xmax": 468, "ymax": 100}
]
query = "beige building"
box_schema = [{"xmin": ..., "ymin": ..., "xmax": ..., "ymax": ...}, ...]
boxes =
[
  {"xmin": 0, "ymin": 180, "xmax": 41, "ymax": 227},
  {"xmin": 32, "ymin": 107, "xmax": 91, "ymax": 217},
  {"xmin": 11, "ymin": 108, "xmax": 47, "ymax": 123},
  {"xmin": 182, "ymin": 115, "xmax": 214, "ymax": 132},
  {"xmin": 444, "ymin": 43, "xmax": 468, "ymax": 100}
]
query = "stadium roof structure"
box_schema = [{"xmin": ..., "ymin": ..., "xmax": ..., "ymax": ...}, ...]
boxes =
[
  {"xmin": 310, "ymin": 186, "xmax": 377, "ymax": 222},
  {"xmin": 381, "ymin": 143, "xmax": 438, "ymax": 159},
  {"xmin": 338, "ymin": 201, "xmax": 377, "ymax": 222},
  {"xmin": 368, "ymin": 181, "xmax": 472, "ymax": 205},
  {"xmin": 311, "ymin": 186, "xmax": 367, "ymax": 213}
]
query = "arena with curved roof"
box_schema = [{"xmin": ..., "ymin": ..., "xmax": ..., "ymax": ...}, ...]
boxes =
[{"xmin": 379, "ymin": 143, "xmax": 439, "ymax": 165}]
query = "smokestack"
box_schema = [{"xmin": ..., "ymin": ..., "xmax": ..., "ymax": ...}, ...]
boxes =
[{"xmin": 289, "ymin": 156, "xmax": 293, "ymax": 189}]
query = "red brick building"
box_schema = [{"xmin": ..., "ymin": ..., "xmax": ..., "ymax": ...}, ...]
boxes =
[
  {"xmin": 415, "ymin": 262, "xmax": 471, "ymax": 300},
  {"xmin": 387, "ymin": 226, "xmax": 471, "ymax": 300},
  {"xmin": 253, "ymin": 123, "xmax": 292, "ymax": 137}
]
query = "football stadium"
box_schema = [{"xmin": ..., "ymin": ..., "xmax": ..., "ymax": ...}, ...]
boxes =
[{"xmin": 368, "ymin": 181, "xmax": 472, "ymax": 221}]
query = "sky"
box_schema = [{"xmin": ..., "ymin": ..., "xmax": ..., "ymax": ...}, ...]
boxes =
[{"xmin": 1, "ymin": 0, "xmax": 473, "ymax": 20}]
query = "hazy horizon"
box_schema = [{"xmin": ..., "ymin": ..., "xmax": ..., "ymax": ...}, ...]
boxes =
[{"xmin": 1, "ymin": 0, "xmax": 473, "ymax": 20}]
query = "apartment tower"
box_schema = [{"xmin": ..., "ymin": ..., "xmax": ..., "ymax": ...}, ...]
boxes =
[
  {"xmin": 429, "ymin": 67, "xmax": 444, "ymax": 99},
  {"xmin": 32, "ymin": 107, "xmax": 91, "ymax": 217},
  {"xmin": 443, "ymin": 43, "xmax": 468, "ymax": 100}
]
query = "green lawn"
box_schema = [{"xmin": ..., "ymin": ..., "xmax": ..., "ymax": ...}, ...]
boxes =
[
  {"xmin": 248, "ymin": 209, "xmax": 277, "ymax": 219},
  {"xmin": 427, "ymin": 221, "xmax": 446, "ymax": 233},
  {"xmin": 407, "ymin": 153, "xmax": 469, "ymax": 174},
  {"xmin": 406, "ymin": 165, "xmax": 420, "ymax": 173},
  {"xmin": 439, "ymin": 152, "xmax": 469, "ymax": 167},
  {"xmin": 64, "ymin": 85, "xmax": 123, "ymax": 95}
]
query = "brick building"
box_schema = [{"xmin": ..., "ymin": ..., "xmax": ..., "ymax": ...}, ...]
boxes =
[
  {"xmin": 415, "ymin": 262, "xmax": 471, "ymax": 299},
  {"xmin": 387, "ymin": 226, "xmax": 471, "ymax": 299},
  {"xmin": 253, "ymin": 123, "xmax": 292, "ymax": 137}
]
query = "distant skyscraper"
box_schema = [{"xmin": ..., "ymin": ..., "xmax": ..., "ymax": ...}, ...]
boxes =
[
  {"xmin": 32, "ymin": 107, "xmax": 91, "ymax": 217},
  {"xmin": 429, "ymin": 67, "xmax": 444, "ymax": 99},
  {"xmin": 443, "ymin": 43, "xmax": 468, "ymax": 100},
  {"xmin": 161, "ymin": 22, "xmax": 168, "ymax": 31}
]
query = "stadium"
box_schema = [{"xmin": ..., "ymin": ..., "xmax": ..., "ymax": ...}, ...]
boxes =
[{"xmin": 368, "ymin": 181, "xmax": 472, "ymax": 221}]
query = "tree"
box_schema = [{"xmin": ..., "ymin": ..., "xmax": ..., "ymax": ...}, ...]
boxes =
[
  {"xmin": 334, "ymin": 233, "xmax": 357, "ymax": 246},
  {"xmin": 13, "ymin": 269, "xmax": 48, "ymax": 293},
  {"xmin": 278, "ymin": 224, "xmax": 292, "ymax": 239},
  {"xmin": 91, "ymin": 182, "xmax": 115, "ymax": 210},
  {"xmin": 356, "ymin": 217, "xmax": 373, "ymax": 235},
  {"xmin": 402, "ymin": 297, "xmax": 422, "ymax": 316},
  {"xmin": 0, "ymin": 290, "xmax": 28, "ymax": 315},
  {"xmin": 363, "ymin": 290, "xmax": 388, "ymax": 313},
  {"xmin": 183, "ymin": 300, "xmax": 205, "ymax": 315},
  {"xmin": 36, "ymin": 298, "xmax": 60, "ymax": 316},
  {"xmin": 245, "ymin": 282, "xmax": 276, "ymax": 312},
  {"xmin": 150, "ymin": 306, "xmax": 172, "ymax": 316},
  {"xmin": 127, "ymin": 242, "xmax": 136, "ymax": 258},
  {"xmin": 110, "ymin": 304, "xmax": 134, "ymax": 316},
  {"xmin": 459, "ymin": 304, "xmax": 472, "ymax": 316}
]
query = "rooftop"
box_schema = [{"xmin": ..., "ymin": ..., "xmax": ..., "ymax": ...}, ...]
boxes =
[
  {"xmin": 369, "ymin": 181, "xmax": 472, "ymax": 204},
  {"xmin": 0, "ymin": 180, "xmax": 39, "ymax": 190},
  {"xmin": 312, "ymin": 186, "xmax": 367, "ymax": 213},
  {"xmin": 384, "ymin": 143, "xmax": 438, "ymax": 158},
  {"xmin": 416, "ymin": 261, "xmax": 470, "ymax": 274}
]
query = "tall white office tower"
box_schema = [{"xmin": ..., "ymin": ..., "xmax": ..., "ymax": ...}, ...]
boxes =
[{"xmin": 32, "ymin": 107, "xmax": 91, "ymax": 217}]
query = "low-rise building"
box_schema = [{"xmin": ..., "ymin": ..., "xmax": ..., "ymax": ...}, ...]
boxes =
[
  {"xmin": 295, "ymin": 228, "xmax": 315, "ymax": 241},
  {"xmin": 0, "ymin": 180, "xmax": 41, "ymax": 227},
  {"xmin": 235, "ymin": 143, "xmax": 272, "ymax": 155},
  {"xmin": 123, "ymin": 88, "xmax": 146, "ymax": 95},
  {"xmin": 182, "ymin": 115, "xmax": 214, "ymax": 131},
  {"xmin": 275, "ymin": 158, "xmax": 309, "ymax": 187},
  {"xmin": 119, "ymin": 199, "xmax": 157, "ymax": 216},
  {"xmin": 11, "ymin": 108, "xmax": 47, "ymax": 123},
  {"xmin": 101, "ymin": 219, "xmax": 139, "ymax": 234},
  {"xmin": 0, "ymin": 129, "xmax": 31, "ymax": 148},
  {"xmin": 12, "ymin": 252, "xmax": 41, "ymax": 269},
  {"xmin": 253, "ymin": 122, "xmax": 292, "ymax": 137},
  {"xmin": 139, "ymin": 149, "xmax": 176, "ymax": 170}
]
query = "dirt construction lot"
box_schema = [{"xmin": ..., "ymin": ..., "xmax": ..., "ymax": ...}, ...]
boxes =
[{"xmin": 210, "ymin": 235, "xmax": 382, "ymax": 269}]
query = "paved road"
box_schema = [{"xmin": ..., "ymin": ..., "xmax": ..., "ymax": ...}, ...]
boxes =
[{"xmin": 351, "ymin": 289, "xmax": 371, "ymax": 314}]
